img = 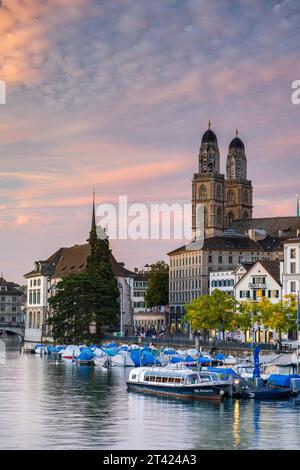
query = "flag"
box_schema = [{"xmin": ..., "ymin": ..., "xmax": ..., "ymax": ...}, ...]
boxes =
[{"xmin": 253, "ymin": 345, "xmax": 260, "ymax": 379}]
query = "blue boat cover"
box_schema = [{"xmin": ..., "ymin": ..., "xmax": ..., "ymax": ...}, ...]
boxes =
[
  {"xmin": 267, "ymin": 374, "xmax": 300, "ymax": 387},
  {"xmin": 102, "ymin": 348, "xmax": 118, "ymax": 356},
  {"xmin": 163, "ymin": 349, "xmax": 177, "ymax": 355},
  {"xmin": 76, "ymin": 348, "xmax": 95, "ymax": 361},
  {"xmin": 118, "ymin": 345, "xmax": 130, "ymax": 352},
  {"xmin": 198, "ymin": 356, "xmax": 211, "ymax": 364},
  {"xmin": 170, "ymin": 356, "xmax": 184, "ymax": 363},
  {"xmin": 208, "ymin": 366, "xmax": 239, "ymax": 377},
  {"xmin": 214, "ymin": 353, "xmax": 225, "ymax": 360},
  {"xmin": 106, "ymin": 342, "xmax": 118, "ymax": 348},
  {"xmin": 184, "ymin": 355, "xmax": 195, "ymax": 363},
  {"xmin": 130, "ymin": 349, "xmax": 160, "ymax": 366}
]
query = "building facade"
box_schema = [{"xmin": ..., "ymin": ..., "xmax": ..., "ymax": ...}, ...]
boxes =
[
  {"xmin": 209, "ymin": 270, "xmax": 235, "ymax": 296},
  {"xmin": 282, "ymin": 238, "xmax": 300, "ymax": 297},
  {"xmin": 168, "ymin": 124, "xmax": 300, "ymax": 327},
  {"xmin": 0, "ymin": 277, "xmax": 24, "ymax": 324}
]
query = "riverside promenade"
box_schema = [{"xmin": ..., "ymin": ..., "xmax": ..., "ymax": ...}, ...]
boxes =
[{"xmin": 102, "ymin": 335, "xmax": 292, "ymax": 354}]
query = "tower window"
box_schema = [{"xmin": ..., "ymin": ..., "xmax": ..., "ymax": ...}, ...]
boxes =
[
  {"xmin": 216, "ymin": 184, "xmax": 222, "ymax": 200},
  {"xmin": 227, "ymin": 190, "xmax": 235, "ymax": 205},
  {"xmin": 216, "ymin": 207, "xmax": 222, "ymax": 226},
  {"xmin": 199, "ymin": 184, "xmax": 207, "ymax": 200}
]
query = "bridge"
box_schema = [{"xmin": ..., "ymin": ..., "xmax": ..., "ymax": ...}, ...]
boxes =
[{"xmin": 0, "ymin": 322, "xmax": 25, "ymax": 339}]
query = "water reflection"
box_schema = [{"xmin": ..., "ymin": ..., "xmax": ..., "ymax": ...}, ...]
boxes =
[{"xmin": 0, "ymin": 338, "xmax": 300, "ymax": 449}]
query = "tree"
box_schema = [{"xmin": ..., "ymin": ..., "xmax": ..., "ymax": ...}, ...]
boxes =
[
  {"xmin": 48, "ymin": 199, "xmax": 120, "ymax": 342},
  {"xmin": 48, "ymin": 272, "xmax": 96, "ymax": 343},
  {"xmin": 235, "ymin": 300, "xmax": 261, "ymax": 342},
  {"xmin": 145, "ymin": 261, "xmax": 169, "ymax": 307},
  {"xmin": 185, "ymin": 289, "xmax": 238, "ymax": 340},
  {"xmin": 257, "ymin": 295, "xmax": 297, "ymax": 346}
]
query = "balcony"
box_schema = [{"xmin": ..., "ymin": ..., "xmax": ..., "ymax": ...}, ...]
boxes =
[{"xmin": 248, "ymin": 283, "xmax": 266, "ymax": 289}]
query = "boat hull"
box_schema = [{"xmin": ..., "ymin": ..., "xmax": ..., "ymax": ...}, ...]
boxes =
[{"xmin": 127, "ymin": 382, "xmax": 226, "ymax": 401}]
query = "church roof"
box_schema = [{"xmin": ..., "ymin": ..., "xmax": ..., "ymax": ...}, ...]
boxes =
[
  {"xmin": 24, "ymin": 244, "xmax": 135, "ymax": 279},
  {"xmin": 230, "ymin": 217, "xmax": 300, "ymax": 239}
]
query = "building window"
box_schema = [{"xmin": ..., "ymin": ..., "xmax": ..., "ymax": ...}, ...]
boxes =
[
  {"xmin": 208, "ymin": 255, "xmax": 212, "ymax": 264},
  {"xmin": 291, "ymin": 281, "xmax": 296, "ymax": 293},
  {"xmin": 290, "ymin": 248, "xmax": 296, "ymax": 259},
  {"xmin": 290, "ymin": 262, "xmax": 296, "ymax": 274},
  {"xmin": 218, "ymin": 255, "xmax": 222, "ymax": 264}
]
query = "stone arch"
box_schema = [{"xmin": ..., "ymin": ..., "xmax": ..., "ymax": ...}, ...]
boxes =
[{"xmin": 227, "ymin": 211, "xmax": 234, "ymax": 227}]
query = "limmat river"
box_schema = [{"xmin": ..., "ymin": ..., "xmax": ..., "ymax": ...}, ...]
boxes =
[{"xmin": 1, "ymin": 337, "xmax": 300, "ymax": 450}]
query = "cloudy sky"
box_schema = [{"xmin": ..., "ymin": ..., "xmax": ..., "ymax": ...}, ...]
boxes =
[{"xmin": 0, "ymin": 0, "xmax": 300, "ymax": 282}]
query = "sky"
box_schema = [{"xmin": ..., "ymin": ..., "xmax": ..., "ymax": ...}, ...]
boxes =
[{"xmin": 0, "ymin": 0, "xmax": 300, "ymax": 283}]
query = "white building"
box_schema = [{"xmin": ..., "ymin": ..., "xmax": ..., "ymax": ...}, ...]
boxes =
[
  {"xmin": 24, "ymin": 244, "xmax": 135, "ymax": 343},
  {"xmin": 130, "ymin": 271, "xmax": 148, "ymax": 313},
  {"xmin": 235, "ymin": 260, "xmax": 281, "ymax": 303},
  {"xmin": 282, "ymin": 238, "xmax": 300, "ymax": 297},
  {"xmin": 209, "ymin": 270, "xmax": 235, "ymax": 296}
]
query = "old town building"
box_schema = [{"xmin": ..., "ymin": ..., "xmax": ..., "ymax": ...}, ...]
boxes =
[{"xmin": 168, "ymin": 124, "xmax": 300, "ymax": 329}]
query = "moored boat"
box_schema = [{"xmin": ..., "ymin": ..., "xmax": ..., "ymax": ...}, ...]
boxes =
[{"xmin": 127, "ymin": 367, "xmax": 231, "ymax": 401}]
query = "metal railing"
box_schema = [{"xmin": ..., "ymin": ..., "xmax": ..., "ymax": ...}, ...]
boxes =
[
  {"xmin": 101, "ymin": 335, "xmax": 285, "ymax": 351},
  {"xmin": 0, "ymin": 322, "xmax": 25, "ymax": 328}
]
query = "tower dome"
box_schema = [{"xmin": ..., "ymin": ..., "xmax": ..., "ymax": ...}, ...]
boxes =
[
  {"xmin": 198, "ymin": 122, "xmax": 220, "ymax": 175},
  {"xmin": 229, "ymin": 136, "xmax": 245, "ymax": 150},
  {"xmin": 226, "ymin": 130, "xmax": 247, "ymax": 181},
  {"xmin": 201, "ymin": 128, "xmax": 218, "ymax": 144}
]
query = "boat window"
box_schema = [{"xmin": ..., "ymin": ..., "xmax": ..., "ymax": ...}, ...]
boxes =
[
  {"xmin": 156, "ymin": 376, "xmax": 162, "ymax": 383},
  {"xmin": 132, "ymin": 374, "xmax": 137, "ymax": 380},
  {"xmin": 186, "ymin": 374, "xmax": 200, "ymax": 384},
  {"xmin": 168, "ymin": 377, "xmax": 175, "ymax": 383}
]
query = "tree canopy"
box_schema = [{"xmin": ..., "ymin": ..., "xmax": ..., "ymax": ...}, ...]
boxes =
[
  {"xmin": 48, "ymin": 204, "xmax": 120, "ymax": 343},
  {"xmin": 185, "ymin": 289, "xmax": 238, "ymax": 339},
  {"xmin": 144, "ymin": 261, "xmax": 169, "ymax": 307}
]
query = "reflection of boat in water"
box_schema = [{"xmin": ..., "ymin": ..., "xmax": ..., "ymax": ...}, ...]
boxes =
[
  {"xmin": 247, "ymin": 386, "xmax": 291, "ymax": 399},
  {"xmin": 127, "ymin": 367, "xmax": 231, "ymax": 401}
]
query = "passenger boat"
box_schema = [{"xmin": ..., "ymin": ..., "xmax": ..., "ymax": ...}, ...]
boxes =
[{"xmin": 127, "ymin": 367, "xmax": 231, "ymax": 401}]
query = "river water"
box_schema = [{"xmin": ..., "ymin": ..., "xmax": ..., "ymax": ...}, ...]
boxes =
[{"xmin": 1, "ymin": 337, "xmax": 300, "ymax": 450}]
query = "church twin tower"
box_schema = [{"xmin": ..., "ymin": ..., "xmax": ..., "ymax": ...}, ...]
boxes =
[{"xmin": 192, "ymin": 123, "xmax": 253, "ymax": 239}]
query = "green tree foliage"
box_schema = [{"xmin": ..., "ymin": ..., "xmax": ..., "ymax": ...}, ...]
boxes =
[
  {"xmin": 48, "ymin": 203, "xmax": 120, "ymax": 342},
  {"xmin": 144, "ymin": 261, "xmax": 169, "ymax": 307},
  {"xmin": 48, "ymin": 272, "xmax": 96, "ymax": 343},
  {"xmin": 257, "ymin": 295, "xmax": 297, "ymax": 345},
  {"xmin": 185, "ymin": 289, "xmax": 238, "ymax": 339}
]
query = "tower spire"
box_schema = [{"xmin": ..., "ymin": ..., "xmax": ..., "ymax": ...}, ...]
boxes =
[
  {"xmin": 91, "ymin": 188, "xmax": 96, "ymax": 231},
  {"xmin": 208, "ymin": 119, "xmax": 212, "ymax": 129},
  {"xmin": 235, "ymin": 128, "xmax": 239, "ymax": 137}
]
